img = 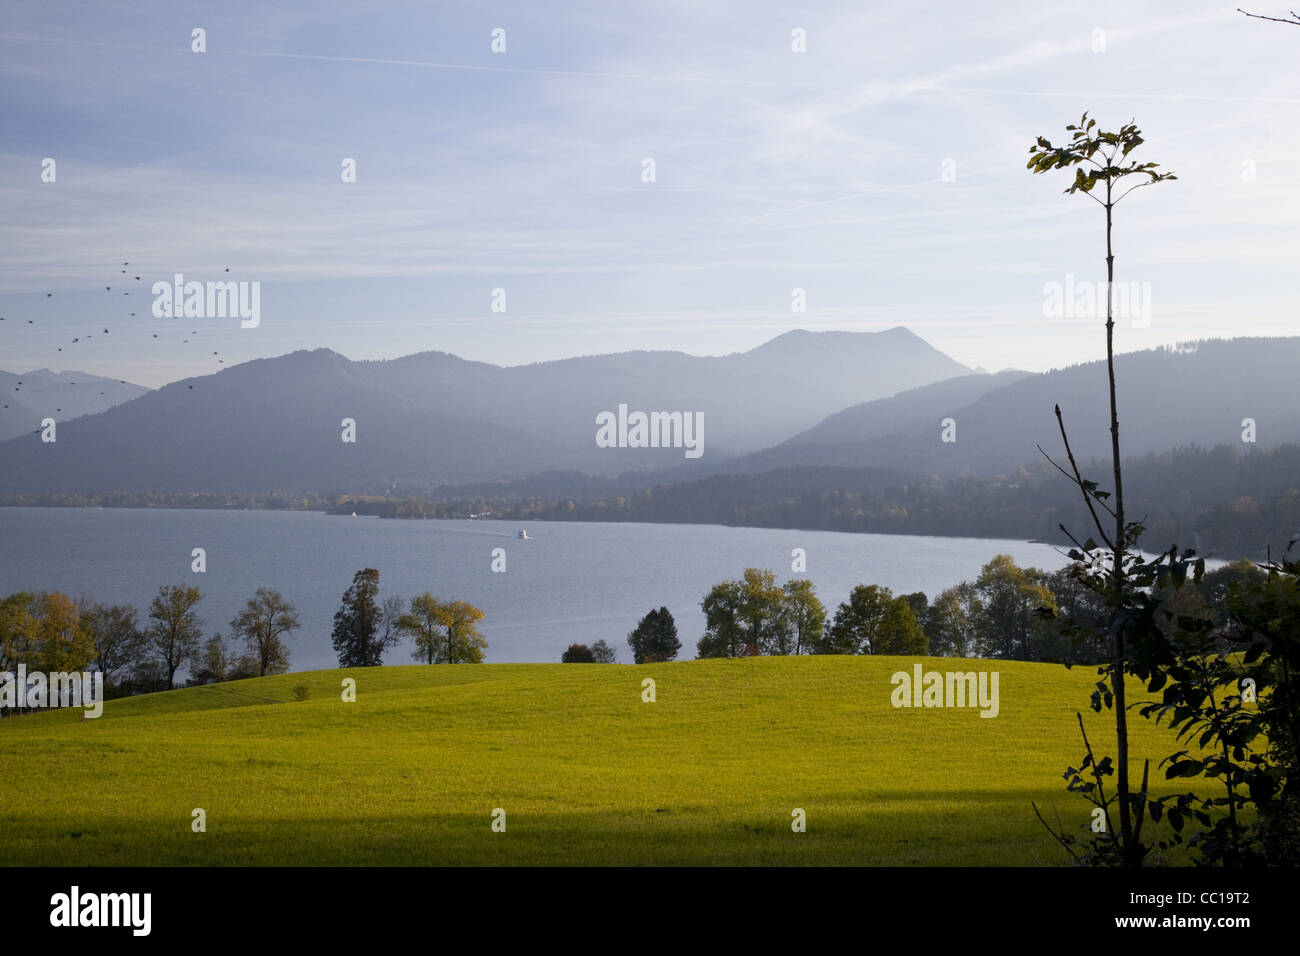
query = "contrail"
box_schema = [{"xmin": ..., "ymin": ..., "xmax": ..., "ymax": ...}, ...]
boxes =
[
  {"xmin": 5, "ymin": 31, "xmax": 1300, "ymax": 104},
  {"xmin": 0, "ymin": 33, "xmax": 805, "ymax": 88}
]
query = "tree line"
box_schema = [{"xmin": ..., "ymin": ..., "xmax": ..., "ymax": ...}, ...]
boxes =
[
  {"xmin": 583, "ymin": 554, "xmax": 1270, "ymax": 667},
  {"xmin": 11, "ymin": 442, "xmax": 1295, "ymax": 561},
  {"xmin": 0, "ymin": 568, "xmax": 489, "ymax": 712},
  {"xmin": 329, "ymin": 568, "xmax": 487, "ymax": 666},
  {"xmin": 0, "ymin": 584, "xmax": 301, "ymax": 707},
  {"xmin": 469, "ymin": 443, "xmax": 1300, "ymax": 560}
]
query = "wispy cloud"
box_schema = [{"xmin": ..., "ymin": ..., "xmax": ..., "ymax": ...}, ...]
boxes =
[{"xmin": 0, "ymin": 0, "xmax": 1297, "ymax": 383}]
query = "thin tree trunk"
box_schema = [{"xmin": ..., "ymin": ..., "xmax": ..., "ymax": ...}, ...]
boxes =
[{"xmin": 1105, "ymin": 188, "xmax": 1136, "ymax": 863}]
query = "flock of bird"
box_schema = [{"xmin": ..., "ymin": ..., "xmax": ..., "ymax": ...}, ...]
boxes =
[{"xmin": 2, "ymin": 263, "xmax": 233, "ymax": 421}]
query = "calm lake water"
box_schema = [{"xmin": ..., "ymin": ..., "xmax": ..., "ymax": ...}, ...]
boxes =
[{"xmin": 0, "ymin": 508, "xmax": 1076, "ymax": 673}]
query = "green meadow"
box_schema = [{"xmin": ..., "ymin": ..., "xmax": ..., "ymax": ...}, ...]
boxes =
[{"xmin": 0, "ymin": 657, "xmax": 1203, "ymax": 865}]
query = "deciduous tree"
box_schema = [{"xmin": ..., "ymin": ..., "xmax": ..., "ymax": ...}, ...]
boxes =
[
  {"xmin": 823, "ymin": 584, "xmax": 894, "ymax": 654},
  {"xmin": 1027, "ymin": 113, "xmax": 1179, "ymax": 866},
  {"xmin": 147, "ymin": 584, "xmax": 203, "ymax": 689},
  {"xmin": 82, "ymin": 602, "xmax": 147, "ymax": 687},
  {"xmin": 436, "ymin": 600, "xmax": 487, "ymax": 664},
  {"xmin": 782, "ymin": 579, "xmax": 826, "ymax": 656},
  {"xmin": 398, "ymin": 593, "xmax": 444, "ymax": 665},
  {"xmin": 561, "ymin": 643, "xmax": 595, "ymax": 663},
  {"xmin": 230, "ymin": 587, "xmax": 300, "ymax": 677}
]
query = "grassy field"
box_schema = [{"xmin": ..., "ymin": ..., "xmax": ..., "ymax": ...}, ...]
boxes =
[{"xmin": 0, "ymin": 657, "xmax": 1204, "ymax": 865}]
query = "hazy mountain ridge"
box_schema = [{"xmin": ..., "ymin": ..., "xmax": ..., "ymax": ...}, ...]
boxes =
[
  {"xmin": 0, "ymin": 349, "xmax": 582, "ymax": 493},
  {"xmin": 3, "ymin": 333, "xmax": 1287, "ymax": 497},
  {"xmin": 348, "ymin": 326, "xmax": 971, "ymax": 453},
  {"xmin": 0, "ymin": 328, "xmax": 971, "ymax": 493},
  {"xmin": 736, "ymin": 338, "xmax": 1300, "ymax": 476},
  {"xmin": 0, "ymin": 368, "xmax": 149, "ymax": 441}
]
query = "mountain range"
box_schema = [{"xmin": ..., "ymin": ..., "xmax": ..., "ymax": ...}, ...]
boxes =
[
  {"xmin": 0, "ymin": 369, "xmax": 148, "ymax": 442},
  {"xmin": 736, "ymin": 337, "xmax": 1300, "ymax": 477},
  {"xmin": 1, "ymin": 332, "xmax": 1295, "ymax": 497},
  {"xmin": 0, "ymin": 328, "xmax": 968, "ymax": 493}
]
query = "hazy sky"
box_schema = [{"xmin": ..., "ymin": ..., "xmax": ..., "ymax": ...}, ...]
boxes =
[{"xmin": 1, "ymin": 0, "xmax": 1298, "ymax": 388}]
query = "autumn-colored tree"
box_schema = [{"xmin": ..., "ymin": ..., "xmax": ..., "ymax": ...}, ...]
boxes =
[
  {"xmin": 398, "ymin": 593, "xmax": 445, "ymax": 664},
  {"xmin": 32, "ymin": 592, "xmax": 95, "ymax": 674},
  {"xmin": 0, "ymin": 592, "xmax": 38, "ymax": 675},
  {"xmin": 971, "ymin": 555, "xmax": 1058, "ymax": 660},
  {"xmin": 782, "ymin": 579, "xmax": 826, "ymax": 656},
  {"xmin": 697, "ymin": 570, "xmax": 789, "ymax": 658},
  {"xmin": 396, "ymin": 594, "xmax": 488, "ymax": 663},
  {"xmin": 436, "ymin": 600, "xmax": 488, "ymax": 664}
]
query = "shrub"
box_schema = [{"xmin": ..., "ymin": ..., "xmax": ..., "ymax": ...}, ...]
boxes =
[{"xmin": 561, "ymin": 643, "xmax": 595, "ymax": 663}]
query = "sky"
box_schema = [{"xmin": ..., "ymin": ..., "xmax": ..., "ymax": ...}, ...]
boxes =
[{"xmin": 1, "ymin": 0, "xmax": 1298, "ymax": 388}]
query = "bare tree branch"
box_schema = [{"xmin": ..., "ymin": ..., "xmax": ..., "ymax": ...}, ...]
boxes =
[
  {"xmin": 1238, "ymin": 7, "xmax": 1300, "ymax": 25},
  {"xmin": 1052, "ymin": 405, "xmax": 1119, "ymax": 552},
  {"xmin": 1032, "ymin": 801, "xmax": 1083, "ymax": 862},
  {"xmin": 1114, "ymin": 179, "xmax": 1164, "ymax": 205}
]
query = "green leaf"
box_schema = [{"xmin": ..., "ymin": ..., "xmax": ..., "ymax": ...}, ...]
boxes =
[{"xmin": 1165, "ymin": 759, "xmax": 1204, "ymax": 779}]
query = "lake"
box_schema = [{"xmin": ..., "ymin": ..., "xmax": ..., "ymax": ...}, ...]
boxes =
[{"xmin": 0, "ymin": 508, "xmax": 1077, "ymax": 672}]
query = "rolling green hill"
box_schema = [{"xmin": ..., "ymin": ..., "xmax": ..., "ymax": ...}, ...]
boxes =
[{"xmin": 0, "ymin": 657, "xmax": 1202, "ymax": 865}]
